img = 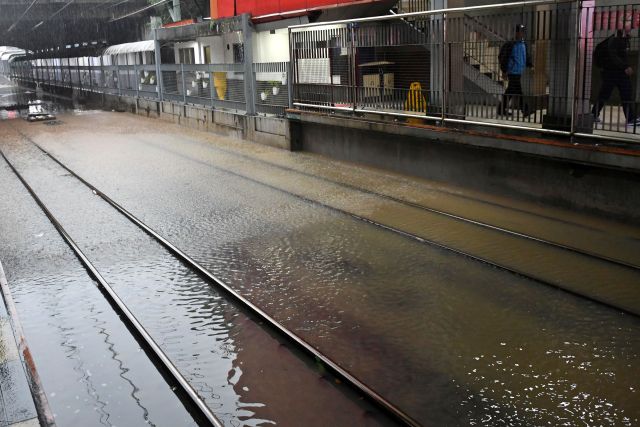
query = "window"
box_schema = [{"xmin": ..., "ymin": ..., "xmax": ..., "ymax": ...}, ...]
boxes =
[
  {"xmin": 203, "ymin": 46, "xmax": 211, "ymax": 64},
  {"xmin": 178, "ymin": 48, "xmax": 195, "ymax": 64},
  {"xmin": 232, "ymin": 43, "xmax": 244, "ymax": 63}
]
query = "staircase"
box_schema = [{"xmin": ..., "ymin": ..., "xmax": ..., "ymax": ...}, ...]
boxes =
[
  {"xmin": 395, "ymin": 1, "xmax": 506, "ymax": 97},
  {"xmin": 463, "ymin": 30, "xmax": 505, "ymax": 96},
  {"xmin": 463, "ymin": 13, "xmax": 509, "ymax": 96}
]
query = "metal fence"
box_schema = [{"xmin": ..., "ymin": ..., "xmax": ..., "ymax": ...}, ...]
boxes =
[
  {"xmin": 9, "ymin": 56, "xmax": 289, "ymax": 117},
  {"xmin": 290, "ymin": 0, "xmax": 640, "ymax": 143},
  {"xmin": 7, "ymin": 0, "xmax": 640, "ymax": 143},
  {"xmin": 254, "ymin": 62, "xmax": 290, "ymax": 116}
]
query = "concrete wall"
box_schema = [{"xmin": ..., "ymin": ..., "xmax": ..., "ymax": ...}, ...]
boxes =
[
  {"xmin": 103, "ymin": 94, "xmax": 294, "ymax": 150},
  {"xmin": 293, "ymin": 116, "xmax": 640, "ymax": 222}
]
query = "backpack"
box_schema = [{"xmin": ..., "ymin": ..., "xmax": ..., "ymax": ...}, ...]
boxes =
[
  {"xmin": 498, "ymin": 41, "xmax": 514, "ymax": 74},
  {"xmin": 593, "ymin": 36, "xmax": 612, "ymax": 69}
]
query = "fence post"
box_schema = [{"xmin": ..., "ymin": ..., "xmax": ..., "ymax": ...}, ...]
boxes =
[
  {"xmin": 569, "ymin": 2, "xmax": 581, "ymax": 136},
  {"xmin": 209, "ymin": 65, "xmax": 216, "ymax": 108},
  {"xmin": 350, "ymin": 22, "xmax": 357, "ymax": 112},
  {"xmin": 99, "ymin": 56, "xmax": 105, "ymax": 92},
  {"xmin": 242, "ymin": 14, "xmax": 256, "ymax": 115},
  {"xmin": 135, "ymin": 63, "xmax": 139, "ymax": 98},
  {"xmin": 153, "ymin": 29, "xmax": 164, "ymax": 102},
  {"xmin": 77, "ymin": 59, "xmax": 82, "ymax": 92},
  {"xmin": 441, "ymin": 12, "xmax": 447, "ymax": 123},
  {"xmin": 181, "ymin": 63, "xmax": 186, "ymax": 103},
  {"xmin": 570, "ymin": 0, "xmax": 595, "ymax": 136},
  {"xmin": 544, "ymin": 1, "xmax": 579, "ymax": 132},
  {"xmin": 287, "ymin": 60, "xmax": 293, "ymax": 110},
  {"xmin": 117, "ymin": 56, "xmax": 122, "ymax": 96}
]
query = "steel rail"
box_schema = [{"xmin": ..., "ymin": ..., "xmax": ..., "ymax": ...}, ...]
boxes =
[
  {"xmin": 29, "ymin": 138, "xmax": 640, "ymax": 321},
  {"xmin": 0, "ymin": 150, "xmax": 224, "ymax": 427},
  {"xmin": 138, "ymin": 136, "xmax": 620, "ymax": 232},
  {"xmin": 23, "ymin": 140, "xmax": 420, "ymax": 426},
  {"xmin": 142, "ymin": 138, "xmax": 640, "ymax": 272}
]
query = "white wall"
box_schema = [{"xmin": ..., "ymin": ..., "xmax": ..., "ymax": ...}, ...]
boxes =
[
  {"xmin": 198, "ymin": 36, "xmax": 224, "ymax": 63},
  {"xmin": 193, "ymin": 32, "xmax": 242, "ymax": 65},
  {"xmin": 253, "ymin": 28, "xmax": 290, "ymax": 63}
]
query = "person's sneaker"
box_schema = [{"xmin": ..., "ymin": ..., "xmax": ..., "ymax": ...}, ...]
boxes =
[{"xmin": 593, "ymin": 116, "xmax": 601, "ymax": 123}]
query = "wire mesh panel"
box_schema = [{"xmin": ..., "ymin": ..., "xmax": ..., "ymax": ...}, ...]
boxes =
[
  {"xmin": 448, "ymin": 5, "xmax": 557, "ymax": 126},
  {"xmin": 254, "ymin": 62, "xmax": 289, "ymax": 116},
  {"xmin": 576, "ymin": 3, "xmax": 640, "ymax": 136},
  {"xmin": 209, "ymin": 63, "xmax": 246, "ymax": 110},
  {"xmin": 182, "ymin": 64, "xmax": 207, "ymax": 102},
  {"xmin": 117, "ymin": 64, "xmax": 136, "ymax": 92},
  {"xmin": 102, "ymin": 65, "xmax": 119, "ymax": 94},
  {"xmin": 292, "ymin": 25, "xmax": 354, "ymax": 109},
  {"xmin": 137, "ymin": 64, "xmax": 159, "ymax": 99},
  {"xmin": 354, "ymin": 17, "xmax": 441, "ymax": 118},
  {"xmin": 89, "ymin": 58, "xmax": 104, "ymax": 90},
  {"xmin": 61, "ymin": 59, "xmax": 71, "ymax": 87}
]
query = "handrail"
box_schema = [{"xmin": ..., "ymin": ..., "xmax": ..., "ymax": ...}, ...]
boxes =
[{"xmin": 289, "ymin": 0, "xmax": 575, "ymax": 29}]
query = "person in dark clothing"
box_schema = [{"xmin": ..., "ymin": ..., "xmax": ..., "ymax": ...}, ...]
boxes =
[
  {"xmin": 592, "ymin": 29, "xmax": 639, "ymax": 127},
  {"xmin": 498, "ymin": 24, "xmax": 533, "ymax": 118}
]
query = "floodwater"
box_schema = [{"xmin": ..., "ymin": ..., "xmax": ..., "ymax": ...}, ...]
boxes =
[
  {"xmin": 1, "ymin": 82, "xmax": 639, "ymax": 426},
  {"xmin": 0, "ymin": 124, "xmax": 396, "ymax": 426}
]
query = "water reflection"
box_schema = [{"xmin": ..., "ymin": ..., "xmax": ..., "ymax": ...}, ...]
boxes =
[
  {"xmin": 0, "ymin": 136, "xmax": 398, "ymax": 427},
  {"xmin": 54, "ymin": 131, "xmax": 640, "ymax": 426},
  {"xmin": 5, "ymin": 77, "xmax": 639, "ymax": 426},
  {"xmin": 10, "ymin": 271, "xmax": 196, "ymax": 427}
]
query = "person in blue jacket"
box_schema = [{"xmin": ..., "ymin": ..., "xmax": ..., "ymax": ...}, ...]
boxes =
[{"xmin": 498, "ymin": 24, "xmax": 533, "ymax": 118}]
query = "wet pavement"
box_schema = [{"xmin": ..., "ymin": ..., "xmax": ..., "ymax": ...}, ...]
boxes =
[{"xmin": 1, "ymin": 88, "xmax": 640, "ymax": 426}]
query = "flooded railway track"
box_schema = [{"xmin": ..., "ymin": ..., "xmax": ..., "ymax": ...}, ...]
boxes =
[
  {"xmin": 181, "ymin": 142, "xmax": 640, "ymax": 271},
  {"xmin": 1, "ymin": 138, "xmax": 415, "ymax": 425},
  {"xmin": 3, "ymin": 119, "xmax": 640, "ymax": 426},
  {"xmin": 0, "ymin": 150, "xmax": 224, "ymax": 427},
  {"xmin": 129, "ymin": 136, "xmax": 640, "ymax": 317}
]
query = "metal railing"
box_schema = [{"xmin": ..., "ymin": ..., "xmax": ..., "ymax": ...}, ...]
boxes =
[
  {"xmin": 8, "ymin": 59, "xmax": 278, "ymax": 117},
  {"xmin": 253, "ymin": 62, "xmax": 290, "ymax": 116},
  {"xmin": 290, "ymin": 0, "xmax": 640, "ymax": 143},
  {"xmin": 7, "ymin": 0, "xmax": 640, "ymax": 143}
]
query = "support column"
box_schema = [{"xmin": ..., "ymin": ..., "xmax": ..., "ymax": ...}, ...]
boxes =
[
  {"xmin": 572, "ymin": 0, "xmax": 595, "ymax": 133},
  {"xmin": 429, "ymin": 0, "xmax": 446, "ymax": 112},
  {"xmin": 542, "ymin": 1, "xmax": 581, "ymax": 131},
  {"xmin": 445, "ymin": 3, "xmax": 466, "ymax": 119},
  {"xmin": 242, "ymin": 14, "xmax": 256, "ymax": 115},
  {"xmin": 154, "ymin": 29, "xmax": 164, "ymax": 101}
]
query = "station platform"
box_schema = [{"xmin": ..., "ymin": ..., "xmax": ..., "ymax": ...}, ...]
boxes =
[
  {"xmin": 287, "ymin": 108, "xmax": 640, "ymax": 222},
  {"xmin": 0, "ymin": 262, "xmax": 45, "ymax": 427}
]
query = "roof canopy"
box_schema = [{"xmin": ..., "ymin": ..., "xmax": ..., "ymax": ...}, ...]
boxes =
[{"xmin": 103, "ymin": 40, "xmax": 155, "ymax": 55}]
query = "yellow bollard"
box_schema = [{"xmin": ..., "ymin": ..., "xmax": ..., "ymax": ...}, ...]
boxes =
[{"xmin": 405, "ymin": 82, "xmax": 427, "ymax": 125}]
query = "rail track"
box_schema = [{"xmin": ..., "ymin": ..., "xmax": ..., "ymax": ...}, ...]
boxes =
[
  {"xmin": 176, "ymin": 141, "xmax": 640, "ymax": 271},
  {"xmin": 4, "ymin": 127, "xmax": 639, "ymax": 426},
  {"xmin": 1, "ymin": 135, "xmax": 420, "ymax": 426},
  {"xmin": 129, "ymin": 136, "xmax": 640, "ymax": 317}
]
